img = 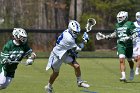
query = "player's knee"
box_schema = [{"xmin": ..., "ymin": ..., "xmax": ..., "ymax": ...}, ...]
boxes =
[
  {"xmin": 119, "ymin": 54, "xmax": 125, "ymax": 59},
  {"xmin": 74, "ymin": 64, "xmax": 80, "ymax": 69},
  {"xmin": 137, "ymin": 55, "xmax": 140, "ymax": 59}
]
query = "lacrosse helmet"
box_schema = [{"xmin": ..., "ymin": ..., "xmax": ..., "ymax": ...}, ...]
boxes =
[
  {"xmin": 12, "ymin": 28, "xmax": 27, "ymax": 44},
  {"xmin": 136, "ymin": 12, "xmax": 140, "ymax": 22},
  {"xmin": 117, "ymin": 11, "xmax": 128, "ymax": 23},
  {"xmin": 68, "ymin": 20, "xmax": 81, "ymax": 38}
]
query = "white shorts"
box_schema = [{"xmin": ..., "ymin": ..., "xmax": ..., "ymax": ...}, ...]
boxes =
[
  {"xmin": 46, "ymin": 51, "xmax": 74, "ymax": 72},
  {"xmin": 133, "ymin": 43, "xmax": 140, "ymax": 58}
]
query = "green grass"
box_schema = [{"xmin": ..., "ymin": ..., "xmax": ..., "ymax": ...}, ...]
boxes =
[
  {"xmin": 36, "ymin": 50, "xmax": 117, "ymax": 58},
  {"xmin": 1, "ymin": 58, "xmax": 140, "ymax": 93}
]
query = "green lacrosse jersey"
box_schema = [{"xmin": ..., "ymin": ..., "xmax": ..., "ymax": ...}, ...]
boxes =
[
  {"xmin": 0, "ymin": 40, "xmax": 31, "ymax": 77},
  {"xmin": 115, "ymin": 21, "xmax": 136, "ymax": 47},
  {"xmin": 115, "ymin": 21, "xmax": 136, "ymax": 58}
]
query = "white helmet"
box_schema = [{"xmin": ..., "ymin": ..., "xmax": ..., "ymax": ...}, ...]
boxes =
[
  {"xmin": 68, "ymin": 20, "xmax": 81, "ymax": 38},
  {"xmin": 117, "ymin": 11, "xmax": 128, "ymax": 23},
  {"xmin": 136, "ymin": 12, "xmax": 140, "ymax": 22},
  {"xmin": 12, "ymin": 28, "xmax": 27, "ymax": 44}
]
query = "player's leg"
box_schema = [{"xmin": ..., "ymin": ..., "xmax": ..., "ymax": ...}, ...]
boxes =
[
  {"xmin": 117, "ymin": 45, "xmax": 127, "ymax": 81},
  {"xmin": 45, "ymin": 70, "xmax": 59, "ymax": 93},
  {"xmin": 45, "ymin": 52, "xmax": 62, "ymax": 93},
  {"xmin": 65, "ymin": 55, "xmax": 90, "ymax": 88},
  {"xmin": 0, "ymin": 77, "xmax": 12, "ymax": 90},
  {"xmin": 126, "ymin": 46, "xmax": 134, "ymax": 80},
  {"xmin": 135, "ymin": 46, "xmax": 140, "ymax": 75},
  {"xmin": 135, "ymin": 55, "xmax": 140, "ymax": 75},
  {"xmin": 119, "ymin": 55, "xmax": 126, "ymax": 81},
  {"xmin": 0, "ymin": 66, "xmax": 12, "ymax": 90},
  {"xmin": 127, "ymin": 58, "xmax": 134, "ymax": 80}
]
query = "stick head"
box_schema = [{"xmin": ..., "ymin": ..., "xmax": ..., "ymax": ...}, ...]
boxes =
[
  {"xmin": 85, "ymin": 18, "xmax": 96, "ymax": 32},
  {"xmin": 96, "ymin": 32, "xmax": 106, "ymax": 40}
]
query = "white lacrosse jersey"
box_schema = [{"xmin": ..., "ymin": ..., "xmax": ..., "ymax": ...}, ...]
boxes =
[
  {"xmin": 133, "ymin": 21, "xmax": 140, "ymax": 57},
  {"xmin": 53, "ymin": 29, "xmax": 79, "ymax": 59},
  {"xmin": 133, "ymin": 21, "xmax": 140, "ymax": 47}
]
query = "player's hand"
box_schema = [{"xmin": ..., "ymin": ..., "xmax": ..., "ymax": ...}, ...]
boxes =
[
  {"xmin": 82, "ymin": 32, "xmax": 89, "ymax": 43},
  {"xmin": 120, "ymin": 36, "xmax": 130, "ymax": 42},
  {"xmin": 26, "ymin": 57, "xmax": 33, "ymax": 66},
  {"xmin": 105, "ymin": 35, "xmax": 110, "ymax": 40}
]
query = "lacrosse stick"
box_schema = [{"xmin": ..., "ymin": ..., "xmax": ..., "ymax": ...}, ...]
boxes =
[
  {"xmin": 82, "ymin": 18, "xmax": 96, "ymax": 43},
  {"xmin": 23, "ymin": 49, "xmax": 33, "ymax": 57},
  {"xmin": 8, "ymin": 61, "xmax": 27, "ymax": 65},
  {"xmin": 96, "ymin": 32, "xmax": 106, "ymax": 40},
  {"xmin": 85, "ymin": 18, "xmax": 96, "ymax": 32}
]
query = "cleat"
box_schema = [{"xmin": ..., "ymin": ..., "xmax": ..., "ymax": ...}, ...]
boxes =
[
  {"xmin": 44, "ymin": 85, "xmax": 53, "ymax": 93},
  {"xmin": 129, "ymin": 70, "xmax": 134, "ymax": 80},
  {"xmin": 120, "ymin": 77, "xmax": 127, "ymax": 82},
  {"xmin": 77, "ymin": 80, "xmax": 90, "ymax": 88}
]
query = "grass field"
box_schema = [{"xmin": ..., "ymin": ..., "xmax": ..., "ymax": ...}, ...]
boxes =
[{"xmin": 1, "ymin": 58, "xmax": 140, "ymax": 93}]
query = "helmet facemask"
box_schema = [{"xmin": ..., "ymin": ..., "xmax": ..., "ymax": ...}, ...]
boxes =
[
  {"xmin": 18, "ymin": 35, "xmax": 27, "ymax": 44},
  {"xmin": 71, "ymin": 29, "xmax": 80, "ymax": 38}
]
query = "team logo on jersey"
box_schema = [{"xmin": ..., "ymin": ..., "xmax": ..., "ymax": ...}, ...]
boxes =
[{"xmin": 9, "ymin": 51, "xmax": 24, "ymax": 61}]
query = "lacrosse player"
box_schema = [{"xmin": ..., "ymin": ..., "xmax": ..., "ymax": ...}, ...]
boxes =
[
  {"xmin": 45, "ymin": 20, "xmax": 90, "ymax": 93},
  {"xmin": 96, "ymin": 11, "xmax": 138, "ymax": 81},
  {"xmin": 133, "ymin": 12, "xmax": 140, "ymax": 75},
  {"xmin": 0, "ymin": 28, "xmax": 36, "ymax": 90}
]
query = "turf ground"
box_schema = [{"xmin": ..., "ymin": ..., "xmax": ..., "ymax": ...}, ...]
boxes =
[{"xmin": 1, "ymin": 58, "xmax": 140, "ymax": 93}]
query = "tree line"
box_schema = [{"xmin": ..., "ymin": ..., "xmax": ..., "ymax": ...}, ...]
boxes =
[{"xmin": 0, "ymin": 0, "xmax": 140, "ymax": 51}]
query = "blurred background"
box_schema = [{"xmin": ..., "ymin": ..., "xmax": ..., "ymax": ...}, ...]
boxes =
[{"xmin": 0, "ymin": 0, "xmax": 140, "ymax": 58}]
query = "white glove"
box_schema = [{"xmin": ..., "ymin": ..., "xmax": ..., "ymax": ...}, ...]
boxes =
[
  {"xmin": 79, "ymin": 43, "xmax": 84, "ymax": 49},
  {"xmin": 26, "ymin": 57, "xmax": 33, "ymax": 65},
  {"xmin": 105, "ymin": 35, "xmax": 110, "ymax": 39},
  {"xmin": 120, "ymin": 36, "xmax": 130, "ymax": 42},
  {"xmin": 131, "ymin": 32, "xmax": 138, "ymax": 39},
  {"xmin": 82, "ymin": 32, "xmax": 89, "ymax": 43}
]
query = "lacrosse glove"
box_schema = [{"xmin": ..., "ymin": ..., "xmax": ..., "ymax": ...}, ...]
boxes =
[
  {"xmin": 82, "ymin": 32, "xmax": 89, "ymax": 43},
  {"xmin": 26, "ymin": 57, "xmax": 33, "ymax": 65},
  {"xmin": 105, "ymin": 35, "xmax": 111, "ymax": 40},
  {"xmin": 120, "ymin": 36, "xmax": 130, "ymax": 42}
]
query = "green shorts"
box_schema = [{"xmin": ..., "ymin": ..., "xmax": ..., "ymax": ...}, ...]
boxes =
[
  {"xmin": 117, "ymin": 43, "xmax": 133, "ymax": 58},
  {"xmin": 0, "ymin": 63, "xmax": 17, "ymax": 78}
]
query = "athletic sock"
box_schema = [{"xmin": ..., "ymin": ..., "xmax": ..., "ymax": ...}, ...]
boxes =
[
  {"xmin": 121, "ymin": 71, "xmax": 126, "ymax": 78},
  {"xmin": 135, "ymin": 67, "xmax": 139, "ymax": 73},
  {"xmin": 47, "ymin": 83, "xmax": 52, "ymax": 88},
  {"xmin": 77, "ymin": 76, "xmax": 82, "ymax": 82}
]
